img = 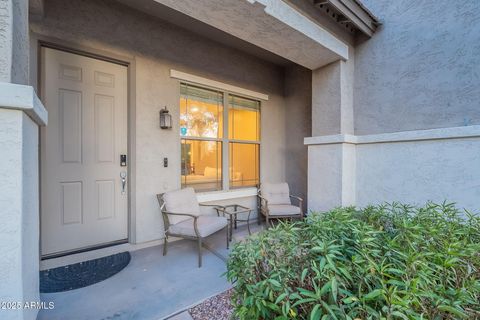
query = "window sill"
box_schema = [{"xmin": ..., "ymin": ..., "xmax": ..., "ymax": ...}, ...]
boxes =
[{"xmin": 196, "ymin": 187, "xmax": 257, "ymax": 203}]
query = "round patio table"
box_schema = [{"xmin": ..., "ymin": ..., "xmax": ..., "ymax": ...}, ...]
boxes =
[{"xmin": 214, "ymin": 204, "xmax": 252, "ymax": 241}]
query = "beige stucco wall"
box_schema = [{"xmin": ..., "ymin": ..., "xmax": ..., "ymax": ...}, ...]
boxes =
[
  {"xmin": 355, "ymin": 128, "xmax": 480, "ymax": 210},
  {"xmin": 306, "ymin": 126, "xmax": 480, "ymax": 213},
  {"xmin": 0, "ymin": 0, "xmax": 29, "ymax": 84},
  {"xmin": 0, "ymin": 108, "xmax": 40, "ymax": 320},
  {"xmin": 306, "ymin": 1, "xmax": 480, "ymax": 214},
  {"xmin": 29, "ymin": 0, "xmax": 310, "ymax": 244},
  {"xmin": 354, "ymin": 0, "xmax": 480, "ymax": 135},
  {"xmin": 284, "ymin": 65, "xmax": 311, "ymax": 204}
]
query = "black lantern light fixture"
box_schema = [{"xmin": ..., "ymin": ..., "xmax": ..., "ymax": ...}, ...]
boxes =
[{"xmin": 159, "ymin": 106, "xmax": 172, "ymax": 129}]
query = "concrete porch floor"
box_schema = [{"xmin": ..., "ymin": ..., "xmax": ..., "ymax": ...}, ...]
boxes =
[{"xmin": 37, "ymin": 222, "xmax": 265, "ymax": 320}]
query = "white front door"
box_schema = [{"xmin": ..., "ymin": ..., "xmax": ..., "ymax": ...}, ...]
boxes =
[{"xmin": 41, "ymin": 47, "xmax": 128, "ymax": 256}]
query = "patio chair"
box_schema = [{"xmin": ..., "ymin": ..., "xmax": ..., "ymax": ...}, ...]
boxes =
[
  {"xmin": 157, "ymin": 188, "xmax": 228, "ymax": 267},
  {"xmin": 257, "ymin": 182, "xmax": 304, "ymax": 226}
]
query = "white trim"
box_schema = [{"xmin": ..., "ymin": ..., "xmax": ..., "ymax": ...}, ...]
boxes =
[
  {"xmin": 196, "ymin": 187, "xmax": 257, "ymax": 203},
  {"xmin": 304, "ymin": 133, "xmax": 357, "ymax": 145},
  {"xmin": 221, "ymin": 92, "xmax": 230, "ymax": 191},
  {"xmin": 170, "ymin": 69, "xmax": 269, "ymax": 101},
  {"xmin": 304, "ymin": 125, "xmax": 480, "ymax": 146},
  {"xmin": 0, "ymin": 82, "xmax": 48, "ymax": 126}
]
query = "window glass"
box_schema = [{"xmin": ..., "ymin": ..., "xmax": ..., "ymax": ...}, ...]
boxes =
[
  {"xmin": 229, "ymin": 142, "xmax": 259, "ymax": 188},
  {"xmin": 181, "ymin": 139, "xmax": 222, "ymax": 191},
  {"xmin": 228, "ymin": 95, "xmax": 260, "ymax": 141},
  {"xmin": 180, "ymin": 83, "xmax": 260, "ymax": 191},
  {"xmin": 180, "ymin": 84, "xmax": 223, "ymax": 139}
]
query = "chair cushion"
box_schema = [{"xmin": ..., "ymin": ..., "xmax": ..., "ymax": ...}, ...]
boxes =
[
  {"xmin": 267, "ymin": 204, "xmax": 301, "ymax": 216},
  {"xmin": 262, "ymin": 183, "xmax": 291, "ymax": 205},
  {"xmin": 163, "ymin": 188, "xmax": 200, "ymax": 225},
  {"xmin": 169, "ymin": 215, "xmax": 228, "ymax": 237}
]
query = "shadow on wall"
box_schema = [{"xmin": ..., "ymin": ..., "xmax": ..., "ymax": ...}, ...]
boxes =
[
  {"xmin": 32, "ymin": 0, "xmax": 285, "ymax": 96},
  {"xmin": 284, "ymin": 65, "xmax": 312, "ymax": 205}
]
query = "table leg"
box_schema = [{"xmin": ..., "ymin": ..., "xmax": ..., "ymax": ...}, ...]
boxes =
[{"xmin": 229, "ymin": 216, "xmax": 233, "ymax": 242}]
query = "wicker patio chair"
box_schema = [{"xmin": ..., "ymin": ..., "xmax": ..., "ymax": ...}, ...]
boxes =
[
  {"xmin": 157, "ymin": 188, "xmax": 228, "ymax": 267},
  {"xmin": 257, "ymin": 182, "xmax": 304, "ymax": 226}
]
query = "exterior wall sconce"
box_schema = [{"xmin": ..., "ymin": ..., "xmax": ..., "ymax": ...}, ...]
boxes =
[{"xmin": 159, "ymin": 106, "xmax": 172, "ymax": 129}]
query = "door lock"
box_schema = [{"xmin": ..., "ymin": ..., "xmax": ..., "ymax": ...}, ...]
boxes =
[{"xmin": 120, "ymin": 154, "xmax": 127, "ymax": 167}]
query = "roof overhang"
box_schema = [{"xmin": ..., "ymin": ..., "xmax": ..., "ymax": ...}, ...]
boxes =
[
  {"xmin": 34, "ymin": 0, "xmax": 380, "ymax": 69},
  {"xmin": 143, "ymin": 0, "xmax": 350, "ymax": 69},
  {"xmin": 312, "ymin": 0, "xmax": 380, "ymax": 37}
]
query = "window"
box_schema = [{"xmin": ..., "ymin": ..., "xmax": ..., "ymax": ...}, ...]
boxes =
[
  {"xmin": 180, "ymin": 83, "xmax": 260, "ymax": 191},
  {"xmin": 180, "ymin": 84, "xmax": 223, "ymax": 191},
  {"xmin": 228, "ymin": 95, "xmax": 260, "ymax": 188}
]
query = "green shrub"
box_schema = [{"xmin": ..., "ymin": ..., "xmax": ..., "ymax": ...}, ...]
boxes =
[{"xmin": 226, "ymin": 202, "xmax": 480, "ymax": 319}]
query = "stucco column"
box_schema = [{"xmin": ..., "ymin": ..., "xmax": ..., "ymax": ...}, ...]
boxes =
[
  {"xmin": 0, "ymin": 1, "xmax": 47, "ymax": 319},
  {"xmin": 307, "ymin": 55, "xmax": 356, "ymax": 212},
  {"xmin": 0, "ymin": 84, "xmax": 46, "ymax": 320}
]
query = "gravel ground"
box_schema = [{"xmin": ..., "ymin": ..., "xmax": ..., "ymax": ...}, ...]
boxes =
[{"xmin": 189, "ymin": 289, "xmax": 234, "ymax": 320}]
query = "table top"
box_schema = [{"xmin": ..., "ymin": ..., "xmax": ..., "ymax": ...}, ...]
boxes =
[{"xmin": 215, "ymin": 205, "xmax": 252, "ymax": 215}]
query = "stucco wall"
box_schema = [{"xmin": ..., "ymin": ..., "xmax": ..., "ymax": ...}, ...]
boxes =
[
  {"xmin": 304, "ymin": 1, "xmax": 480, "ymax": 214},
  {"xmin": 0, "ymin": 0, "xmax": 29, "ymax": 84},
  {"xmin": 356, "ymin": 133, "xmax": 480, "ymax": 211},
  {"xmin": 306, "ymin": 126, "xmax": 480, "ymax": 213},
  {"xmin": 312, "ymin": 61, "xmax": 341, "ymax": 136},
  {"xmin": 354, "ymin": 0, "xmax": 480, "ymax": 135},
  {"xmin": 307, "ymin": 143, "xmax": 343, "ymax": 211},
  {"xmin": 284, "ymin": 64, "xmax": 311, "ymax": 204},
  {"xmin": 21, "ymin": 112, "xmax": 40, "ymax": 320},
  {"xmin": 0, "ymin": 0, "xmax": 13, "ymax": 82},
  {"xmin": 0, "ymin": 109, "xmax": 24, "ymax": 319},
  {"xmin": 0, "ymin": 109, "xmax": 40, "ymax": 320},
  {"xmin": 311, "ymin": 46, "xmax": 354, "ymax": 137},
  {"xmin": 30, "ymin": 0, "xmax": 303, "ymax": 244},
  {"xmin": 11, "ymin": 0, "xmax": 29, "ymax": 84}
]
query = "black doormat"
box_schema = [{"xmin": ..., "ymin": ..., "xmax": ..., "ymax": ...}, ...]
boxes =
[{"xmin": 40, "ymin": 252, "xmax": 131, "ymax": 293}]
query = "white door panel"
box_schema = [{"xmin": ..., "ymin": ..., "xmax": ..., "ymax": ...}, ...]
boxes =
[{"xmin": 41, "ymin": 47, "xmax": 128, "ymax": 256}]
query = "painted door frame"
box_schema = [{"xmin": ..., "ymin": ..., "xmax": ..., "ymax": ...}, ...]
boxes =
[{"xmin": 33, "ymin": 34, "xmax": 137, "ymax": 257}]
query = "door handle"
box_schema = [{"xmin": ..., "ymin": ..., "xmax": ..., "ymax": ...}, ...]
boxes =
[{"xmin": 120, "ymin": 171, "xmax": 127, "ymax": 194}]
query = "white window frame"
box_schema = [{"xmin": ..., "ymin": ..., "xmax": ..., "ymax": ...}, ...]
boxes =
[
  {"xmin": 171, "ymin": 69, "xmax": 269, "ymax": 101},
  {"xmin": 175, "ymin": 70, "xmax": 267, "ymax": 192}
]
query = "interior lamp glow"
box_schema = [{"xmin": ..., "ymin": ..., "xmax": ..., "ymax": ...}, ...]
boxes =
[{"xmin": 159, "ymin": 106, "xmax": 172, "ymax": 129}]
